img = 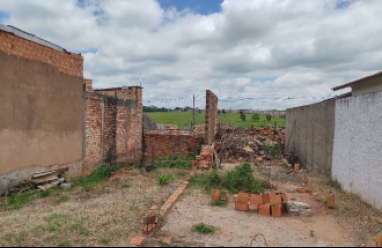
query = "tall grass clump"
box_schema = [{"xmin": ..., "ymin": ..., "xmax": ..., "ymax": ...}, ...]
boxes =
[
  {"xmin": 189, "ymin": 162, "xmax": 264, "ymax": 194},
  {"xmin": 72, "ymin": 164, "xmax": 124, "ymax": 188}
]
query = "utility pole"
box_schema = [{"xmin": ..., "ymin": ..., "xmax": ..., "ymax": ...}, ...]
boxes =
[{"xmin": 192, "ymin": 94, "xmax": 196, "ymax": 128}]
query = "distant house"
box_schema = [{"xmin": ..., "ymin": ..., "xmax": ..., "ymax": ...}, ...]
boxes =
[{"xmin": 332, "ymin": 70, "xmax": 382, "ymax": 96}]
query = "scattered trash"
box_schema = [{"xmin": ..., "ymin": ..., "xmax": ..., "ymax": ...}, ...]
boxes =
[{"xmin": 60, "ymin": 183, "xmax": 72, "ymax": 188}]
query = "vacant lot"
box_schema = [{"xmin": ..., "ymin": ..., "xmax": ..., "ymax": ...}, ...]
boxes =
[
  {"xmin": 1, "ymin": 162, "xmax": 380, "ymax": 247},
  {"xmin": 150, "ymin": 163, "xmax": 382, "ymax": 247},
  {"xmin": 0, "ymin": 166, "xmax": 190, "ymax": 247},
  {"xmin": 146, "ymin": 111, "xmax": 285, "ymax": 129}
]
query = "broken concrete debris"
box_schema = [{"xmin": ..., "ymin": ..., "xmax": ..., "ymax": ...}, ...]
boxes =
[{"xmin": 287, "ymin": 201, "xmax": 312, "ymax": 216}]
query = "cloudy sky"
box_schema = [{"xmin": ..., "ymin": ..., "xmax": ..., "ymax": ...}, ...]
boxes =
[{"xmin": 1, "ymin": 0, "xmax": 381, "ymax": 110}]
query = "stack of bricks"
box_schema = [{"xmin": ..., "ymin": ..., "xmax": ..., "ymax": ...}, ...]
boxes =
[
  {"xmin": 0, "ymin": 30, "xmax": 83, "ymax": 77},
  {"xmin": 192, "ymin": 145, "xmax": 214, "ymax": 170},
  {"xmin": 205, "ymin": 90, "xmax": 218, "ymax": 145},
  {"xmin": 234, "ymin": 192, "xmax": 288, "ymax": 218}
]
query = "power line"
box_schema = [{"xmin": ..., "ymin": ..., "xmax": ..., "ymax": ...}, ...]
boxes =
[{"xmin": 142, "ymin": 94, "xmax": 335, "ymax": 104}]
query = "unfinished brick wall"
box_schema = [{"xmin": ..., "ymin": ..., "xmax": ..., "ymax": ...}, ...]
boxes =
[
  {"xmin": 83, "ymin": 87, "xmax": 143, "ymax": 167},
  {"xmin": 0, "ymin": 30, "xmax": 83, "ymax": 77},
  {"xmin": 205, "ymin": 90, "xmax": 218, "ymax": 145},
  {"xmin": 83, "ymin": 79, "xmax": 94, "ymax": 92},
  {"xmin": 143, "ymin": 130, "xmax": 200, "ymax": 160}
]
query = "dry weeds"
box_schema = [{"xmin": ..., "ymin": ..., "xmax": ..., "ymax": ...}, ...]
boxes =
[
  {"xmin": 0, "ymin": 166, "xmax": 189, "ymax": 247},
  {"xmin": 254, "ymin": 163, "xmax": 382, "ymax": 246}
]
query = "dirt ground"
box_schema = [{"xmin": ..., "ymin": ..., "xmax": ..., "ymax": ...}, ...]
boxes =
[
  {"xmin": 150, "ymin": 163, "xmax": 382, "ymax": 247},
  {"xmin": 0, "ymin": 167, "xmax": 190, "ymax": 247}
]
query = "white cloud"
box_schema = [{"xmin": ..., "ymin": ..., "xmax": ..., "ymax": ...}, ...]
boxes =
[{"xmin": 1, "ymin": 0, "xmax": 382, "ymax": 110}]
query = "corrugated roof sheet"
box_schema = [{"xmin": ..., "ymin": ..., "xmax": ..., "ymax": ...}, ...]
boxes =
[
  {"xmin": 332, "ymin": 70, "xmax": 382, "ymax": 91},
  {"xmin": 0, "ymin": 24, "xmax": 69, "ymax": 53}
]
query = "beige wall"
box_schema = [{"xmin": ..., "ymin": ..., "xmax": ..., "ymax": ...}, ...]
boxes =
[
  {"xmin": 0, "ymin": 50, "xmax": 83, "ymax": 175},
  {"xmin": 352, "ymin": 75, "xmax": 382, "ymax": 96}
]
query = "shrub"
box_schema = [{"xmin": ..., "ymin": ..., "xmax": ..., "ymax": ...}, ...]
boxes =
[
  {"xmin": 191, "ymin": 223, "xmax": 217, "ymax": 234},
  {"xmin": 251, "ymin": 114, "xmax": 260, "ymax": 121},
  {"xmin": 260, "ymin": 144, "xmax": 281, "ymax": 158},
  {"xmin": 158, "ymin": 174, "xmax": 175, "ymax": 185},
  {"xmin": 189, "ymin": 163, "xmax": 264, "ymax": 194}
]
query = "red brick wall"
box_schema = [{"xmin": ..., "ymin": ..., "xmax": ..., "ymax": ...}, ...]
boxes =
[
  {"xmin": 84, "ymin": 86, "xmax": 143, "ymax": 166},
  {"xmin": 143, "ymin": 130, "xmax": 200, "ymax": 160},
  {"xmin": 205, "ymin": 90, "xmax": 218, "ymax": 145},
  {"xmin": 0, "ymin": 30, "xmax": 83, "ymax": 77}
]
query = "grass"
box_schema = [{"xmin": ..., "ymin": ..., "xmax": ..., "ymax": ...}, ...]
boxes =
[
  {"xmin": 189, "ymin": 162, "xmax": 264, "ymax": 194},
  {"xmin": 121, "ymin": 181, "xmax": 131, "ymax": 188},
  {"xmin": 326, "ymin": 178, "xmax": 342, "ymax": 190},
  {"xmin": 260, "ymin": 143, "xmax": 281, "ymax": 158},
  {"xmin": 158, "ymin": 174, "xmax": 175, "ymax": 185},
  {"xmin": 154, "ymin": 156, "xmax": 194, "ymax": 168},
  {"xmin": 54, "ymin": 195, "xmax": 70, "ymax": 204},
  {"xmin": 0, "ymin": 165, "xmax": 189, "ymax": 247},
  {"xmin": 72, "ymin": 164, "xmax": 124, "ymax": 188},
  {"xmin": 146, "ymin": 112, "xmax": 285, "ymax": 129},
  {"xmin": 209, "ymin": 200, "xmax": 227, "ymax": 207},
  {"xmin": 191, "ymin": 222, "xmax": 218, "ymax": 234}
]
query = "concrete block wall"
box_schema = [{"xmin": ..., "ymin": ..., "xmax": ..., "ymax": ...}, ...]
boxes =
[
  {"xmin": 205, "ymin": 90, "xmax": 218, "ymax": 145},
  {"xmin": 285, "ymin": 99, "xmax": 335, "ymax": 175},
  {"xmin": 143, "ymin": 130, "xmax": 200, "ymax": 160},
  {"xmin": 332, "ymin": 91, "xmax": 382, "ymax": 211},
  {"xmin": 0, "ymin": 30, "xmax": 83, "ymax": 77}
]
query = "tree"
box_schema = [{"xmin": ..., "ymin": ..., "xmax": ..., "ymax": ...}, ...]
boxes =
[
  {"xmin": 218, "ymin": 110, "xmax": 222, "ymax": 114},
  {"xmin": 266, "ymin": 114, "xmax": 272, "ymax": 121},
  {"xmin": 222, "ymin": 109, "xmax": 226, "ymax": 114},
  {"xmin": 251, "ymin": 113, "xmax": 260, "ymax": 121},
  {"xmin": 239, "ymin": 110, "xmax": 246, "ymax": 121}
]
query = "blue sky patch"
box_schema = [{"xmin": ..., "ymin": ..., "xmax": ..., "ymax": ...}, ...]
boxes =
[
  {"xmin": 335, "ymin": 0, "xmax": 357, "ymax": 9},
  {"xmin": 0, "ymin": 11, "xmax": 10, "ymax": 24},
  {"xmin": 158, "ymin": 0, "xmax": 223, "ymax": 15}
]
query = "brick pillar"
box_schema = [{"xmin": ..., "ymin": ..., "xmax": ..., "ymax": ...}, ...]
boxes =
[
  {"xmin": 83, "ymin": 78, "xmax": 94, "ymax": 92},
  {"xmin": 127, "ymin": 86, "xmax": 143, "ymax": 163}
]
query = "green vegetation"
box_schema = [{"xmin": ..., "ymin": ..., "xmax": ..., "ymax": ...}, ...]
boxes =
[
  {"xmin": 209, "ymin": 200, "xmax": 227, "ymax": 207},
  {"xmin": 191, "ymin": 222, "xmax": 218, "ymax": 234},
  {"xmin": 54, "ymin": 195, "xmax": 70, "ymax": 204},
  {"xmin": 251, "ymin": 113, "xmax": 260, "ymax": 121},
  {"xmin": 72, "ymin": 164, "xmax": 124, "ymax": 188},
  {"xmin": 154, "ymin": 156, "xmax": 193, "ymax": 168},
  {"xmin": 326, "ymin": 178, "xmax": 342, "ymax": 190},
  {"xmin": 189, "ymin": 163, "xmax": 264, "ymax": 194},
  {"xmin": 157, "ymin": 174, "xmax": 175, "ymax": 185},
  {"xmin": 146, "ymin": 112, "xmax": 285, "ymax": 129},
  {"xmin": 260, "ymin": 143, "xmax": 281, "ymax": 158},
  {"xmin": 120, "ymin": 181, "xmax": 131, "ymax": 189}
]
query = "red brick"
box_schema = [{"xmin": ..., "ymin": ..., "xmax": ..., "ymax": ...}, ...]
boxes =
[
  {"xmin": 271, "ymin": 204, "xmax": 282, "ymax": 218},
  {"xmin": 262, "ymin": 193, "xmax": 270, "ymax": 204},
  {"xmin": 258, "ymin": 203, "xmax": 271, "ymax": 216},
  {"xmin": 270, "ymin": 194, "xmax": 282, "ymax": 205},
  {"xmin": 142, "ymin": 224, "xmax": 156, "ymax": 234},
  {"xmin": 130, "ymin": 236, "xmax": 145, "ymax": 247},
  {"xmin": 377, "ymin": 234, "xmax": 382, "ymax": 247},
  {"xmin": 235, "ymin": 202, "xmax": 249, "ymax": 211},
  {"xmin": 250, "ymin": 194, "xmax": 262, "ymax": 206},
  {"xmin": 237, "ymin": 192, "xmax": 249, "ymax": 204}
]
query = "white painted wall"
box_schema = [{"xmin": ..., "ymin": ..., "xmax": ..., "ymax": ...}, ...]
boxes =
[{"xmin": 332, "ymin": 91, "xmax": 382, "ymax": 211}]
